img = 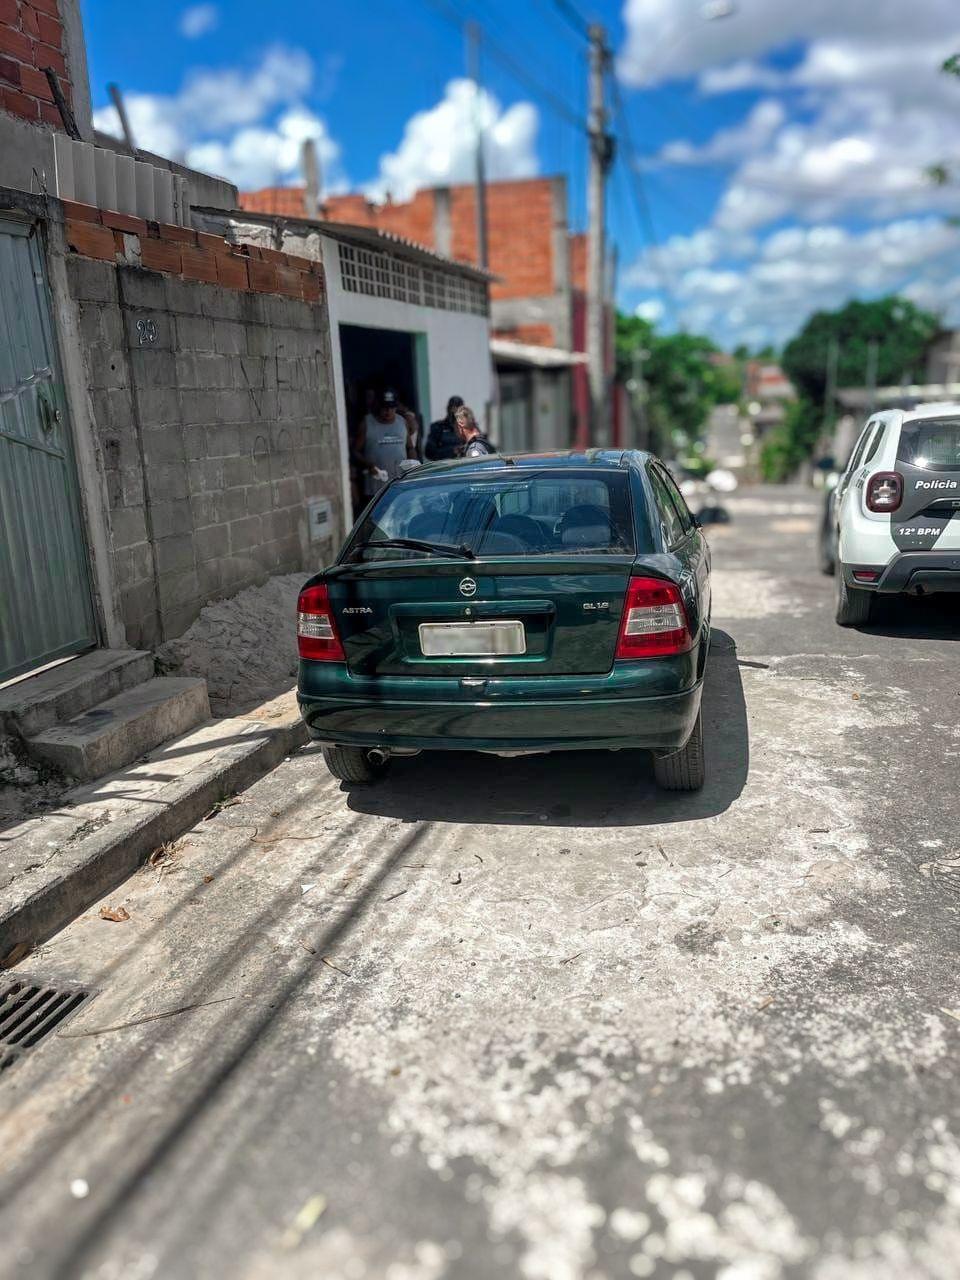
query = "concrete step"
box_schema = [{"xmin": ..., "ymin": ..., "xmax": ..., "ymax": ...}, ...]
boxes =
[
  {"xmin": 0, "ymin": 649, "xmax": 155, "ymax": 739},
  {"xmin": 25, "ymin": 678, "xmax": 211, "ymax": 782}
]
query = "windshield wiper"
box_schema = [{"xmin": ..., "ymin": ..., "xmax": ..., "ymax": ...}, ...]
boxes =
[{"xmin": 361, "ymin": 536, "xmax": 476, "ymax": 560}]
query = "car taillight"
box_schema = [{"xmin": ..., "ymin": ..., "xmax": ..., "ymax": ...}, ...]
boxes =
[
  {"xmin": 297, "ymin": 583, "xmax": 345, "ymax": 661},
  {"xmin": 866, "ymin": 471, "xmax": 902, "ymax": 512},
  {"xmin": 615, "ymin": 576, "xmax": 692, "ymax": 659}
]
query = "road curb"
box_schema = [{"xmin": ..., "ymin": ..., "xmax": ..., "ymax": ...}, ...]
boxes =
[{"xmin": 0, "ymin": 716, "xmax": 309, "ymax": 960}]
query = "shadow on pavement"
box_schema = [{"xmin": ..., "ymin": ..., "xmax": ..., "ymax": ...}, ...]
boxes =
[
  {"xmin": 345, "ymin": 628, "xmax": 749, "ymax": 827},
  {"xmin": 861, "ymin": 593, "xmax": 960, "ymax": 642}
]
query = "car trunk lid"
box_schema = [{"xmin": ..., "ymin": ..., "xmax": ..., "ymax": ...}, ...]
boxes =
[{"xmin": 326, "ymin": 556, "xmax": 637, "ymax": 677}]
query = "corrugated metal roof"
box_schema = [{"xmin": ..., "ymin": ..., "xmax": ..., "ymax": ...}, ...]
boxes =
[
  {"xmin": 491, "ymin": 338, "xmax": 588, "ymax": 369},
  {"xmin": 213, "ymin": 206, "xmax": 495, "ymax": 283}
]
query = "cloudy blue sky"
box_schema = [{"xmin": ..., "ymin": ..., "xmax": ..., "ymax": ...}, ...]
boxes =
[{"xmin": 85, "ymin": 0, "xmax": 960, "ymax": 349}]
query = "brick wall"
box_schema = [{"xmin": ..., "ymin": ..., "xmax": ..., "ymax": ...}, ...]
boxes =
[
  {"xmin": 63, "ymin": 212, "xmax": 341, "ymax": 648},
  {"xmin": 240, "ymin": 188, "xmax": 440, "ymax": 250},
  {"xmin": 241, "ymin": 177, "xmax": 563, "ymax": 306},
  {"xmin": 61, "ymin": 201, "xmax": 324, "ymax": 302},
  {"xmin": 569, "ymin": 232, "xmax": 587, "ymax": 293},
  {"xmin": 449, "ymin": 180, "xmax": 558, "ymax": 303},
  {"xmin": 0, "ymin": 0, "xmax": 70, "ymax": 127}
]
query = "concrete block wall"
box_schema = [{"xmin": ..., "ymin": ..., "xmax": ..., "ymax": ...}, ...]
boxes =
[{"xmin": 64, "ymin": 225, "xmax": 341, "ymax": 649}]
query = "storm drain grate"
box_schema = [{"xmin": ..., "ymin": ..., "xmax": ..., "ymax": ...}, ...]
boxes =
[{"xmin": 0, "ymin": 976, "xmax": 91, "ymax": 1073}]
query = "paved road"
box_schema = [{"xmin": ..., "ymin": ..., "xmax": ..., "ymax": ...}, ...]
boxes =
[{"xmin": 3, "ymin": 487, "xmax": 960, "ymax": 1280}]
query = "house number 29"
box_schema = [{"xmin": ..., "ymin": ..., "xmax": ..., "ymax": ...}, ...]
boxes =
[{"xmin": 137, "ymin": 319, "xmax": 158, "ymax": 345}]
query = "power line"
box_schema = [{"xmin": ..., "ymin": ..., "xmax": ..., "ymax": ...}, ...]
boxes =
[
  {"xmin": 611, "ymin": 77, "xmax": 685, "ymax": 328},
  {"xmin": 545, "ymin": 0, "xmax": 592, "ymax": 41},
  {"xmin": 419, "ymin": 0, "xmax": 589, "ymax": 134}
]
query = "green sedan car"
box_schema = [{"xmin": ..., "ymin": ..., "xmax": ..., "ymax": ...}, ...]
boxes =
[{"xmin": 297, "ymin": 450, "xmax": 711, "ymax": 790}]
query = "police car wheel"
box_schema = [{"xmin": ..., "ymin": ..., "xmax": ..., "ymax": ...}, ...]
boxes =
[
  {"xmin": 653, "ymin": 710, "xmax": 705, "ymax": 792},
  {"xmin": 819, "ymin": 525, "xmax": 836, "ymax": 576},
  {"xmin": 322, "ymin": 745, "xmax": 389, "ymax": 784},
  {"xmin": 835, "ymin": 567, "xmax": 873, "ymax": 627}
]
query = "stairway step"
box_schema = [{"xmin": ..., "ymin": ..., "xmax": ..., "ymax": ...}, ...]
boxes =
[
  {"xmin": 0, "ymin": 650, "xmax": 155, "ymax": 739},
  {"xmin": 25, "ymin": 678, "xmax": 211, "ymax": 781}
]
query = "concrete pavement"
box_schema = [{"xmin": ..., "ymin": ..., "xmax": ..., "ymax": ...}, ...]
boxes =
[{"xmin": 1, "ymin": 486, "xmax": 959, "ymax": 1280}]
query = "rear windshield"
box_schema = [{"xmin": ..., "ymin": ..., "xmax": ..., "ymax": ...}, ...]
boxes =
[
  {"xmin": 898, "ymin": 417, "xmax": 960, "ymax": 471},
  {"xmin": 346, "ymin": 469, "xmax": 643, "ymax": 562}
]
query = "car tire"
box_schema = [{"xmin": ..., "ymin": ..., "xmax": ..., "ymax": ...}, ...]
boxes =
[
  {"xmin": 835, "ymin": 568, "xmax": 873, "ymax": 627},
  {"xmin": 819, "ymin": 525, "xmax": 836, "ymax": 576},
  {"xmin": 653, "ymin": 710, "xmax": 705, "ymax": 791},
  {"xmin": 321, "ymin": 745, "xmax": 389, "ymax": 784}
]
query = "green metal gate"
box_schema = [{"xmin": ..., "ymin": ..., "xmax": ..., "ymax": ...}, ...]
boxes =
[{"xmin": 0, "ymin": 216, "xmax": 96, "ymax": 682}]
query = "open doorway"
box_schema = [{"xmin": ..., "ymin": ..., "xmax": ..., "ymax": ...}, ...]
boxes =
[{"xmin": 339, "ymin": 323, "xmax": 427, "ymax": 518}]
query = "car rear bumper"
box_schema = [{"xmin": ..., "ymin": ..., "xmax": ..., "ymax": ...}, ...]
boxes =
[
  {"xmin": 298, "ymin": 658, "xmax": 703, "ymax": 753},
  {"xmin": 844, "ymin": 552, "xmax": 960, "ymax": 594}
]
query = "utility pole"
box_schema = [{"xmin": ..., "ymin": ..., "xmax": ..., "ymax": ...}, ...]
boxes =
[
  {"xmin": 466, "ymin": 22, "xmax": 488, "ymax": 271},
  {"xmin": 107, "ymin": 83, "xmax": 137, "ymax": 155},
  {"xmin": 865, "ymin": 338, "xmax": 879, "ymax": 411},
  {"xmin": 301, "ymin": 138, "xmax": 321, "ymax": 220},
  {"xmin": 587, "ymin": 25, "xmax": 614, "ymax": 446},
  {"xmin": 823, "ymin": 335, "xmax": 840, "ymax": 434}
]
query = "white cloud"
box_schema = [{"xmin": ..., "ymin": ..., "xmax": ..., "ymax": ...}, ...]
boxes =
[
  {"xmin": 712, "ymin": 89, "xmax": 960, "ymax": 231},
  {"xmin": 625, "ymin": 227, "xmax": 756, "ymax": 288},
  {"xmin": 699, "ymin": 61, "xmax": 785, "ymax": 94},
  {"xmin": 92, "ymin": 47, "xmax": 345, "ymax": 190},
  {"xmin": 627, "ymin": 218, "xmax": 960, "ymax": 346},
  {"xmin": 367, "ymin": 79, "xmax": 538, "ymax": 202},
  {"xmin": 187, "ymin": 108, "xmax": 341, "ymax": 190},
  {"xmin": 617, "ymin": 0, "xmax": 960, "ymax": 87},
  {"xmin": 635, "ymin": 299, "xmax": 664, "ymax": 323},
  {"xmin": 657, "ymin": 99, "xmax": 785, "ymax": 165},
  {"xmin": 179, "ymin": 4, "xmax": 218, "ymax": 39},
  {"xmin": 619, "ymin": 0, "xmax": 960, "ymax": 346}
]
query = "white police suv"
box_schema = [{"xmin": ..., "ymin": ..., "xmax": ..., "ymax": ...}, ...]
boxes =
[{"xmin": 832, "ymin": 403, "xmax": 960, "ymax": 625}]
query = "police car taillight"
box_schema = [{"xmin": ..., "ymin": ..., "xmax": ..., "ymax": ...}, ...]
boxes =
[
  {"xmin": 615, "ymin": 576, "xmax": 692, "ymax": 659},
  {"xmin": 297, "ymin": 584, "xmax": 346, "ymax": 661},
  {"xmin": 866, "ymin": 471, "xmax": 903, "ymax": 512}
]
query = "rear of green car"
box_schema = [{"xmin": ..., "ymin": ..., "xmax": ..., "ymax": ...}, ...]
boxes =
[{"xmin": 297, "ymin": 453, "xmax": 711, "ymax": 789}]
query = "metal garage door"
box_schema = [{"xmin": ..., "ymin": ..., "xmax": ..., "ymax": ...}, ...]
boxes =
[{"xmin": 0, "ymin": 216, "xmax": 96, "ymax": 682}]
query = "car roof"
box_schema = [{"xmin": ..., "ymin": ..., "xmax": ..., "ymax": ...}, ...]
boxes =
[
  {"xmin": 872, "ymin": 402, "xmax": 960, "ymax": 426},
  {"xmin": 400, "ymin": 449, "xmax": 654, "ymax": 479}
]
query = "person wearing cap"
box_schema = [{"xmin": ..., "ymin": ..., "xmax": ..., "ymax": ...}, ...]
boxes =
[
  {"xmin": 353, "ymin": 390, "xmax": 419, "ymax": 496},
  {"xmin": 425, "ymin": 395, "xmax": 465, "ymax": 461},
  {"xmin": 455, "ymin": 405, "xmax": 495, "ymax": 458}
]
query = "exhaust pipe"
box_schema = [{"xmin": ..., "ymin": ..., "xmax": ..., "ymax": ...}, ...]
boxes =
[{"xmin": 368, "ymin": 748, "xmax": 389, "ymax": 766}]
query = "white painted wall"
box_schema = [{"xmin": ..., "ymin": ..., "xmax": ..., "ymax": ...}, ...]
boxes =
[{"xmin": 321, "ymin": 233, "xmax": 493, "ymax": 533}]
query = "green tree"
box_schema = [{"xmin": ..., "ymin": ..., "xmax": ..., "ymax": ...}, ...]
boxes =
[
  {"xmin": 616, "ymin": 314, "xmax": 740, "ymax": 452},
  {"xmin": 768, "ymin": 295, "xmax": 939, "ymax": 482},
  {"xmin": 781, "ymin": 296, "xmax": 939, "ymax": 404},
  {"xmin": 924, "ymin": 53, "xmax": 959, "ymax": 219},
  {"xmin": 759, "ymin": 398, "xmax": 822, "ymax": 483}
]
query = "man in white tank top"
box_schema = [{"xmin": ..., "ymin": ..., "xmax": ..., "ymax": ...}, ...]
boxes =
[{"xmin": 352, "ymin": 390, "xmax": 419, "ymax": 496}]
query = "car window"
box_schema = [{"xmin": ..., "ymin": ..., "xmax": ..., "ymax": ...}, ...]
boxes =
[
  {"xmin": 846, "ymin": 423, "xmax": 875, "ymax": 474},
  {"xmin": 647, "ymin": 467, "xmax": 686, "ymax": 548},
  {"xmin": 347, "ymin": 469, "xmax": 647, "ymax": 561},
  {"xmin": 897, "ymin": 416, "xmax": 960, "ymax": 471},
  {"xmin": 658, "ymin": 466, "xmax": 696, "ymax": 534},
  {"xmin": 863, "ymin": 422, "xmax": 886, "ymax": 465}
]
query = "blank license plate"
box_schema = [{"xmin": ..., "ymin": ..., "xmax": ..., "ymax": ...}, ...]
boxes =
[{"xmin": 418, "ymin": 620, "xmax": 526, "ymax": 657}]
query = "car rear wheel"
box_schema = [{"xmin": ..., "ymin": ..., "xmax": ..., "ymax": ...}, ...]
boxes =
[
  {"xmin": 321, "ymin": 745, "xmax": 389, "ymax": 784},
  {"xmin": 819, "ymin": 523, "xmax": 836, "ymax": 576},
  {"xmin": 653, "ymin": 710, "xmax": 705, "ymax": 791},
  {"xmin": 835, "ymin": 568, "xmax": 873, "ymax": 627}
]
